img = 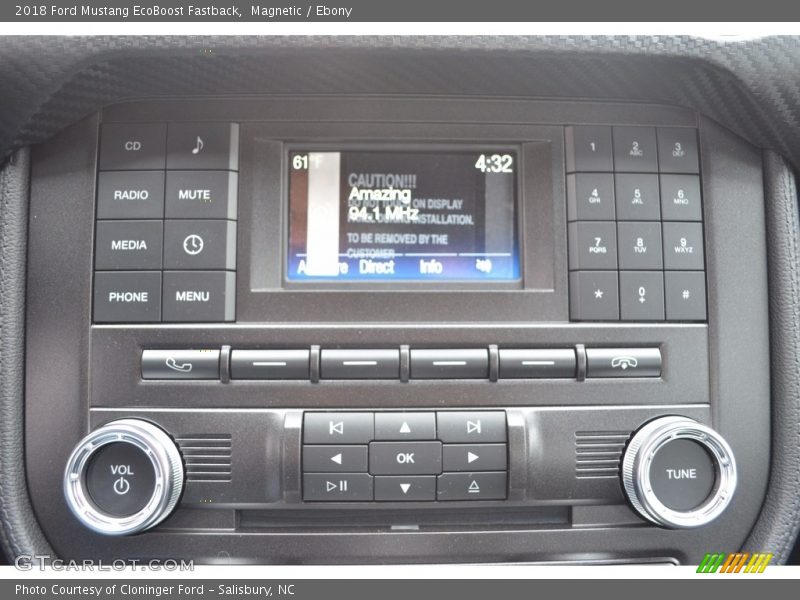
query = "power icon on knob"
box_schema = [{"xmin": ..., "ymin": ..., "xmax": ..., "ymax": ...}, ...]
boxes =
[{"xmin": 113, "ymin": 477, "xmax": 130, "ymax": 496}]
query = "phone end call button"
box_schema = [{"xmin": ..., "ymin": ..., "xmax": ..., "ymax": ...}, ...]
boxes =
[
  {"xmin": 585, "ymin": 347, "xmax": 662, "ymax": 378},
  {"xmin": 141, "ymin": 349, "xmax": 221, "ymax": 380}
]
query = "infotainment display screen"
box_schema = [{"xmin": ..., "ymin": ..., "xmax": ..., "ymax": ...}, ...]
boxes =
[{"xmin": 287, "ymin": 149, "xmax": 519, "ymax": 282}]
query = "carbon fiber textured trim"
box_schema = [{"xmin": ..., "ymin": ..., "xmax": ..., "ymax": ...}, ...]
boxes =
[{"xmin": 1, "ymin": 36, "xmax": 800, "ymax": 168}]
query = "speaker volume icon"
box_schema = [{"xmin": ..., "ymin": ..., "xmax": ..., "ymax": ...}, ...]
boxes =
[{"xmin": 191, "ymin": 136, "xmax": 204, "ymax": 155}]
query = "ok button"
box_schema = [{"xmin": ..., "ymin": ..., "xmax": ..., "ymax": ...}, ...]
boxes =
[{"xmin": 369, "ymin": 441, "xmax": 442, "ymax": 475}]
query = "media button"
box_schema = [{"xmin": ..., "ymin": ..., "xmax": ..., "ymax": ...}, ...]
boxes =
[
  {"xmin": 93, "ymin": 271, "xmax": 161, "ymax": 323},
  {"xmin": 95, "ymin": 220, "xmax": 163, "ymax": 271},
  {"xmin": 96, "ymin": 171, "xmax": 165, "ymax": 220},
  {"xmin": 161, "ymin": 270, "xmax": 236, "ymax": 322},
  {"xmin": 165, "ymin": 171, "xmax": 238, "ymax": 220}
]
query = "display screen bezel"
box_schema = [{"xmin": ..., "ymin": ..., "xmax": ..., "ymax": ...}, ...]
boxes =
[{"xmin": 283, "ymin": 142, "xmax": 524, "ymax": 290}]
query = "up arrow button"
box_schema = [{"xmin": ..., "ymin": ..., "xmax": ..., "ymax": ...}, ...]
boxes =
[{"xmin": 374, "ymin": 413, "xmax": 436, "ymax": 440}]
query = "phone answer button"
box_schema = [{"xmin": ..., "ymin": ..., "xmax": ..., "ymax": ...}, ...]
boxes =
[{"xmin": 141, "ymin": 349, "xmax": 221, "ymax": 380}]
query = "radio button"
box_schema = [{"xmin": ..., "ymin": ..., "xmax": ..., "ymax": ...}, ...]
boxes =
[
  {"xmin": 97, "ymin": 171, "xmax": 165, "ymax": 220},
  {"xmin": 619, "ymin": 271, "xmax": 665, "ymax": 322},
  {"xmin": 662, "ymin": 222, "xmax": 705, "ymax": 270},
  {"xmin": 617, "ymin": 222, "xmax": 663, "ymax": 270},
  {"xmin": 230, "ymin": 349, "xmax": 310, "ymax": 379},
  {"xmin": 161, "ymin": 270, "xmax": 236, "ymax": 322},
  {"xmin": 567, "ymin": 173, "xmax": 615, "ymax": 221},
  {"xmin": 665, "ymin": 271, "xmax": 707, "ymax": 321},
  {"xmin": 586, "ymin": 347, "xmax": 662, "ymax": 378},
  {"xmin": 613, "ymin": 126, "xmax": 658, "ymax": 173},
  {"xmin": 437, "ymin": 472, "xmax": 507, "ymax": 501},
  {"xmin": 303, "ymin": 473, "xmax": 373, "ymax": 502},
  {"xmin": 569, "ymin": 271, "xmax": 620, "ymax": 321},
  {"xmin": 436, "ymin": 412, "xmax": 506, "ymax": 444},
  {"xmin": 374, "ymin": 412, "xmax": 436, "ymax": 440},
  {"xmin": 141, "ymin": 349, "xmax": 220, "ymax": 380},
  {"xmin": 568, "ymin": 221, "xmax": 618, "ymax": 270},
  {"xmin": 369, "ymin": 441, "xmax": 442, "ymax": 475},
  {"xmin": 304, "ymin": 413, "xmax": 374, "ymax": 445},
  {"xmin": 442, "ymin": 444, "xmax": 507, "ymax": 472},
  {"xmin": 409, "ymin": 349, "xmax": 489, "ymax": 379},
  {"xmin": 320, "ymin": 349, "xmax": 400, "ymax": 380},
  {"xmin": 163, "ymin": 220, "xmax": 237, "ymax": 271},
  {"xmin": 167, "ymin": 123, "xmax": 239, "ymax": 171},
  {"xmin": 99, "ymin": 123, "xmax": 166, "ymax": 171},
  {"xmin": 498, "ymin": 349, "xmax": 576, "ymax": 379},
  {"xmin": 303, "ymin": 445, "xmax": 368, "ymax": 473},
  {"xmin": 565, "ymin": 125, "xmax": 613, "ymax": 173},
  {"xmin": 93, "ymin": 271, "xmax": 161, "ymax": 323},
  {"xmin": 614, "ymin": 173, "xmax": 661, "ymax": 221},
  {"xmin": 95, "ymin": 220, "xmax": 163, "ymax": 271},
  {"xmin": 374, "ymin": 476, "xmax": 436, "ymax": 501},
  {"xmin": 165, "ymin": 171, "xmax": 238, "ymax": 220},
  {"xmin": 657, "ymin": 128, "xmax": 700, "ymax": 174}
]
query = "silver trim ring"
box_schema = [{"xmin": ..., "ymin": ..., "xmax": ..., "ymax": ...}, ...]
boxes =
[
  {"xmin": 621, "ymin": 416, "xmax": 737, "ymax": 529},
  {"xmin": 64, "ymin": 419, "xmax": 184, "ymax": 536}
]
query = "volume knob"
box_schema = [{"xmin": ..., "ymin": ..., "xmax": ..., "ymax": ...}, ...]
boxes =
[
  {"xmin": 64, "ymin": 419, "xmax": 184, "ymax": 536},
  {"xmin": 621, "ymin": 416, "xmax": 737, "ymax": 529}
]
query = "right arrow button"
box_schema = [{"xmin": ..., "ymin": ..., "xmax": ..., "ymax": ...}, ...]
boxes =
[{"xmin": 442, "ymin": 444, "xmax": 507, "ymax": 472}]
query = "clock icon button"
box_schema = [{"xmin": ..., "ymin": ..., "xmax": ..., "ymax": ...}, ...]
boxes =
[{"xmin": 183, "ymin": 234, "xmax": 204, "ymax": 256}]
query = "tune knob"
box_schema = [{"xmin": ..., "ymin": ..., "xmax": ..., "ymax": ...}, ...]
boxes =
[
  {"xmin": 621, "ymin": 416, "xmax": 737, "ymax": 529},
  {"xmin": 64, "ymin": 419, "xmax": 184, "ymax": 536}
]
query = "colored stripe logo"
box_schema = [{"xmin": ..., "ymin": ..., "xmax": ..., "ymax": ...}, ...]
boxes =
[{"xmin": 697, "ymin": 552, "xmax": 773, "ymax": 573}]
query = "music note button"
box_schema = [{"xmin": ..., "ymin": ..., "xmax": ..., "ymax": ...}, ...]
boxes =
[{"xmin": 166, "ymin": 123, "xmax": 239, "ymax": 170}]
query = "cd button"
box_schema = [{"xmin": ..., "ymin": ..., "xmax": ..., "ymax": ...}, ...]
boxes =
[
  {"xmin": 304, "ymin": 413, "xmax": 374, "ymax": 445},
  {"xmin": 167, "ymin": 123, "xmax": 239, "ymax": 171},
  {"xmin": 165, "ymin": 171, "xmax": 238, "ymax": 220},
  {"xmin": 374, "ymin": 476, "xmax": 436, "ymax": 501},
  {"xmin": 409, "ymin": 349, "xmax": 489, "ymax": 379},
  {"xmin": 436, "ymin": 412, "xmax": 507, "ymax": 444},
  {"xmin": 303, "ymin": 445, "xmax": 368, "ymax": 473},
  {"xmin": 437, "ymin": 472, "xmax": 507, "ymax": 501},
  {"xmin": 369, "ymin": 441, "xmax": 442, "ymax": 475},
  {"xmin": 302, "ymin": 473, "xmax": 373, "ymax": 502},
  {"xmin": 99, "ymin": 123, "xmax": 166, "ymax": 171},
  {"xmin": 374, "ymin": 412, "xmax": 436, "ymax": 440},
  {"xmin": 320, "ymin": 349, "xmax": 400, "ymax": 379}
]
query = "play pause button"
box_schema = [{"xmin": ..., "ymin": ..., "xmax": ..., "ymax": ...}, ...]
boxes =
[
  {"xmin": 303, "ymin": 473, "xmax": 373, "ymax": 501},
  {"xmin": 374, "ymin": 476, "xmax": 436, "ymax": 501}
]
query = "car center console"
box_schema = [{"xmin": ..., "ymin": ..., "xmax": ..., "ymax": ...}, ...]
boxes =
[{"xmin": 24, "ymin": 96, "xmax": 770, "ymax": 564}]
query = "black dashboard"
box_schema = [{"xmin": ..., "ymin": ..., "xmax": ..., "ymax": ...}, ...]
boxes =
[{"xmin": 1, "ymin": 35, "xmax": 799, "ymax": 567}]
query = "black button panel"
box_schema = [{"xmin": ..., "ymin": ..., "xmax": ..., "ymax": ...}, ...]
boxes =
[
  {"xmin": 302, "ymin": 411, "xmax": 509, "ymax": 502},
  {"xmin": 567, "ymin": 125, "xmax": 706, "ymax": 322},
  {"xmin": 94, "ymin": 122, "xmax": 238, "ymax": 323}
]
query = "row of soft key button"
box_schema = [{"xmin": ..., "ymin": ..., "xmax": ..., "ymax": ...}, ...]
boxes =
[
  {"xmin": 302, "ymin": 412, "xmax": 508, "ymax": 502},
  {"xmin": 566, "ymin": 125, "xmax": 707, "ymax": 322},
  {"xmin": 93, "ymin": 122, "xmax": 238, "ymax": 323}
]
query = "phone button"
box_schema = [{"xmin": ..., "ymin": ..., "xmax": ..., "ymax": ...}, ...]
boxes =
[
  {"xmin": 585, "ymin": 347, "xmax": 662, "ymax": 378},
  {"xmin": 141, "ymin": 349, "xmax": 220, "ymax": 380}
]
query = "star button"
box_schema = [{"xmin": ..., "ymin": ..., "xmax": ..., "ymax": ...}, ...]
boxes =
[{"xmin": 594, "ymin": 289, "xmax": 604, "ymax": 299}]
